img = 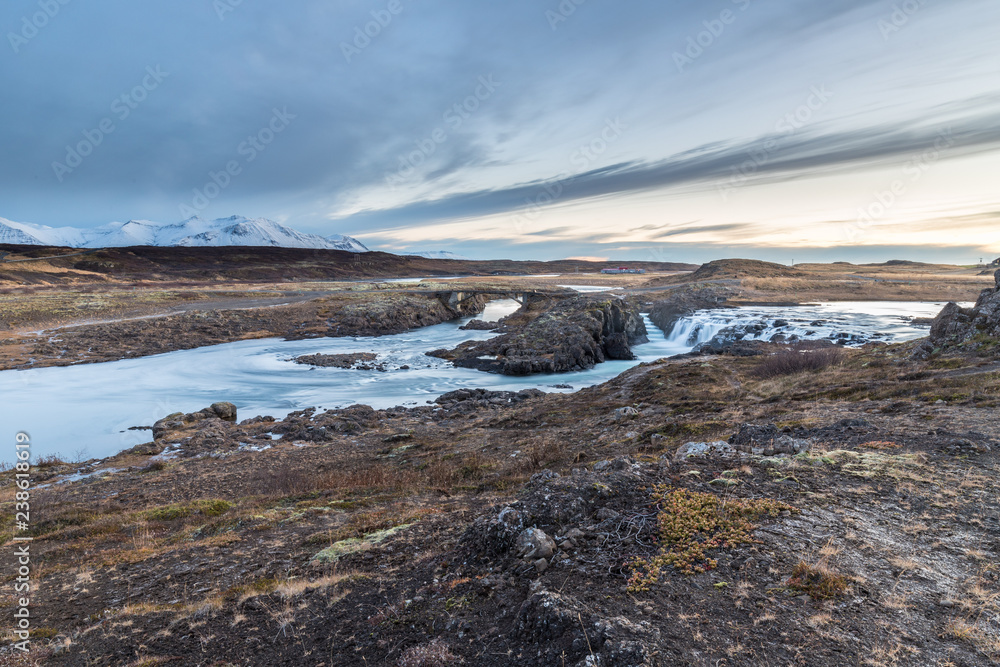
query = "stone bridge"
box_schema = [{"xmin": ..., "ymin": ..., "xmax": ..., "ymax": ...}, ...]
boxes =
[{"xmin": 433, "ymin": 288, "xmax": 572, "ymax": 309}]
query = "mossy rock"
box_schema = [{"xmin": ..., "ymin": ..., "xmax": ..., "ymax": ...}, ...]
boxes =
[{"xmin": 311, "ymin": 524, "xmax": 414, "ymax": 563}]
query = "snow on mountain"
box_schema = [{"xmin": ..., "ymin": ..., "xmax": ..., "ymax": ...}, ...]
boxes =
[
  {"xmin": 172, "ymin": 216, "xmax": 336, "ymax": 249},
  {"xmin": 324, "ymin": 234, "xmax": 370, "ymax": 253},
  {"xmin": 0, "ymin": 218, "xmax": 48, "ymax": 245},
  {"xmin": 83, "ymin": 220, "xmax": 162, "ymax": 247},
  {"xmin": 407, "ymin": 250, "xmax": 470, "ymax": 260},
  {"xmin": 0, "ymin": 215, "xmax": 371, "ymax": 251},
  {"xmin": 0, "ymin": 217, "xmax": 85, "ymax": 246}
]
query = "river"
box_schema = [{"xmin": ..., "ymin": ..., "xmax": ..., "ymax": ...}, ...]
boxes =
[{"xmin": 0, "ymin": 300, "xmax": 951, "ymax": 463}]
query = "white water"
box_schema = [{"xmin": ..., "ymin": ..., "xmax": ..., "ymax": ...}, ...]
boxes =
[
  {"xmin": 0, "ymin": 300, "xmax": 949, "ymax": 463},
  {"xmin": 665, "ymin": 301, "xmax": 960, "ymax": 349},
  {"xmin": 381, "ymin": 276, "xmax": 472, "ymax": 283},
  {"xmin": 559, "ymin": 285, "xmax": 614, "ymax": 293}
]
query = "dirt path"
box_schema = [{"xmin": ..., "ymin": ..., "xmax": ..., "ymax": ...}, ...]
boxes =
[{"xmin": 0, "ymin": 249, "xmax": 97, "ymax": 263}]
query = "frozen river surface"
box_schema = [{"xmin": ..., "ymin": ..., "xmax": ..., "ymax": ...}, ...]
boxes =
[{"xmin": 0, "ymin": 300, "xmax": 950, "ymax": 462}]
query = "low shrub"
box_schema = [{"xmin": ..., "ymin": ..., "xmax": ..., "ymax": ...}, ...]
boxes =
[
  {"xmin": 786, "ymin": 560, "xmax": 849, "ymax": 599},
  {"xmin": 143, "ymin": 499, "xmax": 232, "ymax": 522},
  {"xmin": 627, "ymin": 487, "xmax": 795, "ymax": 590},
  {"xmin": 752, "ymin": 347, "xmax": 845, "ymax": 379}
]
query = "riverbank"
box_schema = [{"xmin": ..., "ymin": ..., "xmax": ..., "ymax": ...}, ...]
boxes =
[
  {"xmin": 0, "ymin": 289, "xmax": 501, "ymax": 371},
  {"xmin": 4, "ymin": 335, "xmax": 999, "ymax": 665},
  {"xmin": 0, "ymin": 300, "xmax": 953, "ymax": 463}
]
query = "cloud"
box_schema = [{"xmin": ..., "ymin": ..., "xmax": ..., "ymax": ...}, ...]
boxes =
[
  {"xmin": 0, "ymin": 0, "xmax": 998, "ymax": 266},
  {"xmin": 336, "ymin": 105, "xmax": 1000, "ymax": 232}
]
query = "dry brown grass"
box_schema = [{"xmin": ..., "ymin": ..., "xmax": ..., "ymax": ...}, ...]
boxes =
[
  {"xmin": 274, "ymin": 573, "xmax": 352, "ymax": 599},
  {"xmin": 397, "ymin": 638, "xmax": 460, "ymax": 666},
  {"xmin": 786, "ymin": 560, "xmax": 850, "ymax": 599},
  {"xmin": 752, "ymin": 347, "xmax": 845, "ymax": 379}
]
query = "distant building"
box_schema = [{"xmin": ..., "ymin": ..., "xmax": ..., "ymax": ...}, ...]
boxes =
[{"xmin": 601, "ymin": 267, "xmax": 646, "ymax": 275}]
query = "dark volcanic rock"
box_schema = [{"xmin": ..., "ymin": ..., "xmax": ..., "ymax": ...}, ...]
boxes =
[
  {"xmin": 925, "ymin": 270, "xmax": 1000, "ymax": 355},
  {"xmin": 434, "ymin": 388, "xmax": 545, "ymax": 413},
  {"xmin": 294, "ymin": 352, "xmax": 384, "ymax": 370},
  {"xmin": 152, "ymin": 402, "xmax": 237, "ymax": 440},
  {"xmin": 430, "ymin": 297, "xmax": 648, "ymax": 376},
  {"xmin": 459, "ymin": 319, "xmax": 500, "ymax": 331},
  {"xmin": 273, "ymin": 404, "xmax": 378, "ymax": 441},
  {"xmin": 694, "ymin": 320, "xmax": 856, "ymax": 355},
  {"xmin": 728, "ymin": 423, "xmax": 813, "ymax": 456}
]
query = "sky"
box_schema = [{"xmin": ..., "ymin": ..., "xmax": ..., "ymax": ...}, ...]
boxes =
[{"xmin": 1, "ymin": 0, "xmax": 999, "ymax": 263}]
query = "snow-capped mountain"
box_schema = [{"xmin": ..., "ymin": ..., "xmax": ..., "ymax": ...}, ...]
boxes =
[
  {"xmin": 0, "ymin": 217, "xmax": 86, "ymax": 246},
  {"xmin": 325, "ymin": 234, "xmax": 370, "ymax": 253},
  {"xmin": 0, "ymin": 216, "xmax": 370, "ymax": 251},
  {"xmin": 408, "ymin": 250, "xmax": 470, "ymax": 260}
]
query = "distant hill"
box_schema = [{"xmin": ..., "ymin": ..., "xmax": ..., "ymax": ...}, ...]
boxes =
[
  {"xmin": 645, "ymin": 259, "xmax": 806, "ymax": 287},
  {"xmin": 0, "ymin": 244, "xmax": 697, "ymax": 285},
  {"xmin": 877, "ymin": 260, "xmax": 935, "ymax": 268},
  {"xmin": 687, "ymin": 259, "xmax": 808, "ymax": 280}
]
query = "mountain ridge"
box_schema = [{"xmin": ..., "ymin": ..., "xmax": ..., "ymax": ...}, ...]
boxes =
[{"xmin": 0, "ymin": 215, "xmax": 370, "ymax": 253}]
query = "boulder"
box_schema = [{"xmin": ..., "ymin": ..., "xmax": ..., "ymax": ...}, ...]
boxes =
[
  {"xmin": 516, "ymin": 528, "xmax": 556, "ymax": 560},
  {"xmin": 613, "ymin": 406, "xmax": 640, "ymax": 420},
  {"xmin": 673, "ymin": 441, "xmax": 735, "ymax": 462},
  {"xmin": 210, "ymin": 402, "xmax": 238, "ymax": 422},
  {"xmin": 151, "ymin": 403, "xmax": 236, "ymax": 440},
  {"xmin": 729, "ymin": 423, "xmax": 779, "ymax": 450},
  {"xmin": 151, "ymin": 412, "xmax": 186, "ymax": 440}
]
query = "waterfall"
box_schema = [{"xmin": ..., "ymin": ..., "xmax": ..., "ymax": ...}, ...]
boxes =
[{"xmin": 654, "ymin": 301, "xmax": 963, "ymax": 352}]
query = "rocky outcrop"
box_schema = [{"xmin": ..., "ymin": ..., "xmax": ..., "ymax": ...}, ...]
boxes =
[
  {"xmin": 294, "ymin": 352, "xmax": 384, "ymax": 370},
  {"xmin": 272, "ymin": 405, "xmax": 379, "ymax": 441},
  {"xmin": 729, "ymin": 422, "xmax": 813, "ymax": 455},
  {"xmin": 459, "ymin": 319, "xmax": 500, "ymax": 331},
  {"xmin": 430, "ymin": 297, "xmax": 648, "ymax": 376},
  {"xmin": 16, "ymin": 293, "xmax": 492, "ymax": 372},
  {"xmin": 693, "ymin": 321, "xmax": 871, "ymax": 355},
  {"xmin": 301, "ymin": 293, "xmax": 492, "ymax": 339},
  {"xmin": 434, "ymin": 388, "xmax": 545, "ymax": 412},
  {"xmin": 920, "ymin": 270, "xmax": 1000, "ymax": 356},
  {"xmin": 673, "ymin": 423, "xmax": 813, "ymax": 461},
  {"xmin": 458, "ymin": 461, "xmax": 667, "ymax": 665},
  {"xmin": 152, "ymin": 402, "xmax": 237, "ymax": 440}
]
